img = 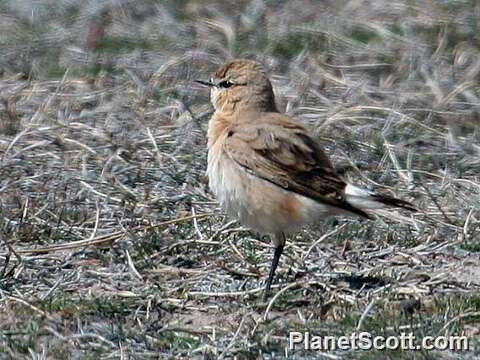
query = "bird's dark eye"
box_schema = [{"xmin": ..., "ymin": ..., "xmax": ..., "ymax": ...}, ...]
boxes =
[{"xmin": 218, "ymin": 80, "xmax": 234, "ymax": 88}]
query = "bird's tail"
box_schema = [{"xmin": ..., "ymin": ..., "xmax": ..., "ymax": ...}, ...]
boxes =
[{"xmin": 345, "ymin": 184, "xmax": 417, "ymax": 213}]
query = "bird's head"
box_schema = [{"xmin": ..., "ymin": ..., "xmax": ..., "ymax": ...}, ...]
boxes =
[{"xmin": 196, "ymin": 59, "xmax": 276, "ymax": 114}]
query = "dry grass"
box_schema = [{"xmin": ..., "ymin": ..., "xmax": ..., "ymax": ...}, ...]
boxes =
[{"xmin": 1, "ymin": 0, "xmax": 480, "ymax": 358}]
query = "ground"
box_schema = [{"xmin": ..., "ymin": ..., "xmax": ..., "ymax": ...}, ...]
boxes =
[{"xmin": 0, "ymin": 0, "xmax": 479, "ymax": 359}]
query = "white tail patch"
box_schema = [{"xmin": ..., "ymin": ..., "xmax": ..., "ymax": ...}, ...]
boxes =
[
  {"xmin": 345, "ymin": 184, "xmax": 386, "ymax": 209},
  {"xmin": 345, "ymin": 183, "xmax": 416, "ymax": 212},
  {"xmin": 345, "ymin": 184, "xmax": 371, "ymax": 197}
]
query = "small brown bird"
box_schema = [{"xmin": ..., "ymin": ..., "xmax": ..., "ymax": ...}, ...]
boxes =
[{"xmin": 196, "ymin": 59, "xmax": 415, "ymax": 301}]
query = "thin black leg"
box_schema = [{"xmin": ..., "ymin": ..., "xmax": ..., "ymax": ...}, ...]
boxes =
[{"xmin": 263, "ymin": 243, "xmax": 285, "ymax": 302}]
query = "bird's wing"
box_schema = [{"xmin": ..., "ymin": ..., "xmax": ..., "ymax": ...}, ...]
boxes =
[{"xmin": 224, "ymin": 113, "xmax": 372, "ymax": 218}]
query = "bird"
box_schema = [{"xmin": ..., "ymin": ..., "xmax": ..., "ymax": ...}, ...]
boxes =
[{"xmin": 195, "ymin": 59, "xmax": 416, "ymax": 301}]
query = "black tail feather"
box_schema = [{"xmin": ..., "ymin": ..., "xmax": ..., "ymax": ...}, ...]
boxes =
[{"xmin": 371, "ymin": 194, "xmax": 417, "ymax": 212}]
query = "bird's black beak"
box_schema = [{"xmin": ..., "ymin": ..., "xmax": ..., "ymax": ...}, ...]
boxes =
[{"xmin": 194, "ymin": 79, "xmax": 215, "ymax": 87}]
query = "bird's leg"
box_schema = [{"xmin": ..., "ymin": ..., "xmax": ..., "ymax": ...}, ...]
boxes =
[{"xmin": 263, "ymin": 232, "xmax": 286, "ymax": 302}]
